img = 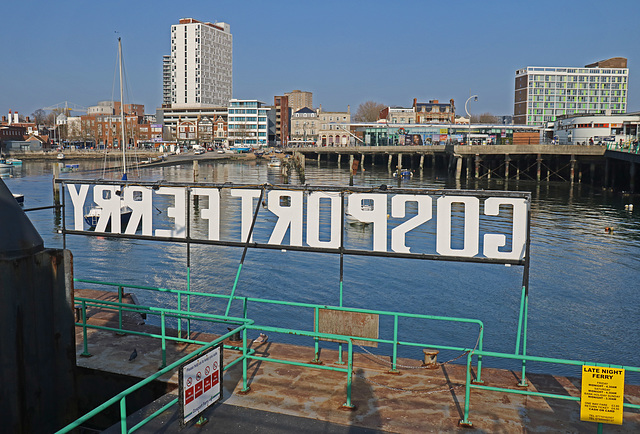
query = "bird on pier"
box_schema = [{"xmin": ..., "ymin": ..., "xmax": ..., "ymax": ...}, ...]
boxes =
[{"xmin": 129, "ymin": 348, "xmax": 138, "ymax": 361}]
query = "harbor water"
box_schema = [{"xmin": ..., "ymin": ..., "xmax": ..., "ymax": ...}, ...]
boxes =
[{"xmin": 3, "ymin": 158, "xmax": 639, "ymax": 383}]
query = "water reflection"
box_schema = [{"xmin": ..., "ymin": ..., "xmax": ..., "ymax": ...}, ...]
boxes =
[{"xmin": 3, "ymin": 159, "xmax": 639, "ymax": 382}]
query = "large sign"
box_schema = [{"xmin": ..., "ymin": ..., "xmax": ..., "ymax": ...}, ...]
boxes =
[
  {"xmin": 580, "ymin": 365, "xmax": 625, "ymax": 425},
  {"xmin": 66, "ymin": 184, "xmax": 529, "ymax": 261},
  {"xmin": 179, "ymin": 345, "xmax": 223, "ymax": 425}
]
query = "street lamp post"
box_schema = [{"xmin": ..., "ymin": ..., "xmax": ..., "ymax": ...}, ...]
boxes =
[{"xmin": 465, "ymin": 95, "xmax": 478, "ymax": 145}]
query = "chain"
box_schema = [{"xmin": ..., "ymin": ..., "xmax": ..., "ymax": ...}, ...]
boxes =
[
  {"xmin": 354, "ymin": 371, "xmax": 465, "ymax": 395},
  {"xmin": 355, "ymin": 326, "xmax": 481, "ymax": 370}
]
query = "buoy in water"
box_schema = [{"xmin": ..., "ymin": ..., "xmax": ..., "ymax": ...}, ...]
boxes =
[{"xmin": 604, "ymin": 227, "xmax": 613, "ymax": 233}]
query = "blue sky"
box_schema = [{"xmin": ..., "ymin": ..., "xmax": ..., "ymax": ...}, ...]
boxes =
[{"xmin": 2, "ymin": 0, "xmax": 639, "ymax": 119}]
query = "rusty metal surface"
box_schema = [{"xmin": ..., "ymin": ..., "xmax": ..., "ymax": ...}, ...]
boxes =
[
  {"xmin": 75, "ymin": 289, "xmax": 640, "ymax": 433},
  {"xmin": 316, "ymin": 309, "xmax": 379, "ymax": 347}
]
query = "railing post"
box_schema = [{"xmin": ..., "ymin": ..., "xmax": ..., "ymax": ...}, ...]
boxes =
[
  {"xmin": 120, "ymin": 396, "xmax": 127, "ymax": 434},
  {"xmin": 159, "ymin": 311, "xmax": 166, "ymax": 370},
  {"xmin": 187, "ymin": 267, "xmax": 192, "ymax": 337},
  {"xmin": 342, "ymin": 340, "xmax": 355, "ymax": 409},
  {"xmin": 241, "ymin": 327, "xmax": 250, "ymax": 393},
  {"xmin": 312, "ymin": 306, "xmax": 321, "ymax": 364},
  {"xmin": 474, "ymin": 326, "xmax": 484, "ymax": 384},
  {"xmin": 459, "ymin": 352, "xmax": 473, "ymax": 427},
  {"xmin": 117, "ymin": 286, "xmax": 124, "ymax": 335},
  {"xmin": 177, "ymin": 290, "xmax": 182, "ymax": 339},
  {"xmin": 519, "ymin": 295, "xmax": 529, "ymax": 387},
  {"xmin": 80, "ymin": 300, "xmax": 91, "ymax": 357},
  {"xmin": 243, "ymin": 297, "xmax": 248, "ymax": 320},
  {"xmin": 389, "ymin": 315, "xmax": 399, "ymax": 373}
]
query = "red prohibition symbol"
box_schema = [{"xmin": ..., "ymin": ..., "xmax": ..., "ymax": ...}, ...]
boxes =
[
  {"xmin": 187, "ymin": 377, "xmax": 192, "ymax": 386},
  {"xmin": 196, "ymin": 371, "xmax": 202, "ymax": 381},
  {"xmin": 205, "ymin": 366, "xmax": 210, "ymax": 375}
]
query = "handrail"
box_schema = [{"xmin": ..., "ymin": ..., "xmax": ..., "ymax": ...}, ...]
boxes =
[
  {"xmin": 460, "ymin": 349, "xmax": 640, "ymax": 427},
  {"xmin": 56, "ymin": 327, "xmax": 241, "ymax": 434},
  {"xmin": 74, "ymin": 277, "xmax": 485, "ymax": 375}
]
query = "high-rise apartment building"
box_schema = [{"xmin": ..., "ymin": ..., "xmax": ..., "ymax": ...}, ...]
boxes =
[
  {"xmin": 284, "ymin": 90, "xmax": 313, "ymax": 113},
  {"xmin": 168, "ymin": 18, "xmax": 232, "ymax": 108},
  {"xmin": 162, "ymin": 55, "xmax": 171, "ymax": 107},
  {"xmin": 514, "ymin": 57, "xmax": 628, "ymax": 126}
]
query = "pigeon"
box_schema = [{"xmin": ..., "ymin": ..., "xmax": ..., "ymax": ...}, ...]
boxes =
[
  {"xmin": 253, "ymin": 333, "xmax": 268, "ymax": 344},
  {"xmin": 129, "ymin": 348, "xmax": 138, "ymax": 361}
]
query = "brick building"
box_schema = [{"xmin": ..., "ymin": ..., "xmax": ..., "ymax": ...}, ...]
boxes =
[{"xmin": 413, "ymin": 99, "xmax": 455, "ymax": 124}]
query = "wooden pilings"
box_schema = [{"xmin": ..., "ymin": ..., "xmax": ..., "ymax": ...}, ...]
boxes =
[{"xmin": 53, "ymin": 163, "xmax": 60, "ymax": 205}]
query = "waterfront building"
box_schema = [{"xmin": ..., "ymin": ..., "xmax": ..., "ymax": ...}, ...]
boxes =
[
  {"xmin": 317, "ymin": 105, "xmax": 351, "ymax": 146},
  {"xmin": 353, "ymin": 122, "xmax": 540, "ymax": 146},
  {"xmin": 80, "ymin": 102, "xmax": 153, "ymax": 148},
  {"xmin": 413, "ymin": 99, "xmax": 456, "ymax": 124},
  {"xmin": 227, "ymin": 99, "xmax": 270, "ymax": 147},
  {"xmin": 290, "ymin": 107, "xmax": 319, "ymax": 145},
  {"xmin": 175, "ymin": 114, "xmax": 227, "ymax": 147},
  {"xmin": 284, "ymin": 90, "xmax": 313, "ymax": 113},
  {"xmin": 514, "ymin": 57, "xmax": 629, "ymax": 127},
  {"xmin": 168, "ymin": 18, "xmax": 232, "ymax": 107},
  {"xmin": 273, "ymin": 95, "xmax": 291, "ymax": 146},
  {"xmin": 156, "ymin": 106, "xmax": 228, "ymax": 145},
  {"xmin": 553, "ymin": 112, "xmax": 640, "ymax": 145},
  {"xmin": 379, "ymin": 106, "xmax": 416, "ymax": 124}
]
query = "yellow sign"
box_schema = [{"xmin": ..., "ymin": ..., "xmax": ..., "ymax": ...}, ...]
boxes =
[
  {"xmin": 439, "ymin": 128, "xmax": 448, "ymax": 134},
  {"xmin": 580, "ymin": 365, "xmax": 625, "ymax": 425}
]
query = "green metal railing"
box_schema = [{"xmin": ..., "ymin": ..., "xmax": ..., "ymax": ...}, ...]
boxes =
[
  {"xmin": 460, "ymin": 349, "xmax": 640, "ymax": 428},
  {"xmin": 606, "ymin": 141, "xmax": 640, "ymax": 154},
  {"xmin": 68, "ymin": 279, "xmax": 640, "ymax": 432},
  {"xmin": 75, "ymin": 277, "xmax": 486, "ymax": 376},
  {"xmin": 57, "ymin": 327, "xmax": 245, "ymax": 434},
  {"xmin": 64, "ymin": 298, "xmax": 365, "ymax": 433}
]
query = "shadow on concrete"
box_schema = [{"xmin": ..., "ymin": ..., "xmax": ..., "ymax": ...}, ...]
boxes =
[
  {"xmin": 442, "ymin": 364, "xmax": 464, "ymax": 421},
  {"xmin": 348, "ymin": 368, "xmax": 383, "ymax": 432}
]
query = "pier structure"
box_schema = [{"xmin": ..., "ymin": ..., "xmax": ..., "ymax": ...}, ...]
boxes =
[{"xmin": 285, "ymin": 144, "xmax": 640, "ymax": 191}]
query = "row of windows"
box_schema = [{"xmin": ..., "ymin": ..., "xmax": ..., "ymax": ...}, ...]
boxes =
[
  {"xmin": 530, "ymin": 74, "xmax": 626, "ymax": 82},
  {"xmin": 528, "ymin": 67, "xmax": 626, "ymax": 74}
]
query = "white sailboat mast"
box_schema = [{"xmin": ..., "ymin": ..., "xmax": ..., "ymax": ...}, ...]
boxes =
[{"xmin": 118, "ymin": 37, "xmax": 126, "ymax": 178}]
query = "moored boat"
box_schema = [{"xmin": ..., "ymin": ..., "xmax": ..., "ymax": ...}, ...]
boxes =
[{"xmin": 267, "ymin": 156, "xmax": 281, "ymax": 167}]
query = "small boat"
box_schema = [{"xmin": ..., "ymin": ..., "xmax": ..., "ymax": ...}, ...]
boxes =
[
  {"xmin": 267, "ymin": 156, "xmax": 281, "ymax": 167},
  {"xmin": 57, "ymin": 153, "xmax": 66, "ymax": 160},
  {"xmin": 13, "ymin": 193, "xmax": 24, "ymax": 206},
  {"xmin": 60, "ymin": 164, "xmax": 79, "ymax": 173},
  {"xmin": 230, "ymin": 145, "xmax": 251, "ymax": 153},
  {"xmin": 0, "ymin": 160, "xmax": 12, "ymax": 169},
  {"xmin": 393, "ymin": 169, "xmax": 413, "ymax": 179},
  {"xmin": 84, "ymin": 204, "xmax": 133, "ymax": 229},
  {"xmin": 6, "ymin": 158, "xmax": 22, "ymax": 166}
]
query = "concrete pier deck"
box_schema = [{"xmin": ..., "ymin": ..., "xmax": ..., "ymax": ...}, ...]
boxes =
[{"xmin": 74, "ymin": 289, "xmax": 640, "ymax": 433}]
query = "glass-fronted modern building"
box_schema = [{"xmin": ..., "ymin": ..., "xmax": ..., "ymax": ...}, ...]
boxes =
[
  {"xmin": 353, "ymin": 123, "xmax": 540, "ymax": 146},
  {"xmin": 514, "ymin": 57, "xmax": 628, "ymax": 127},
  {"xmin": 227, "ymin": 100, "xmax": 270, "ymax": 147}
]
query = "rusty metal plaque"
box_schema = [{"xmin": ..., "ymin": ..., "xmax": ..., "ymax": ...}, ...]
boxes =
[{"xmin": 315, "ymin": 309, "xmax": 379, "ymax": 347}]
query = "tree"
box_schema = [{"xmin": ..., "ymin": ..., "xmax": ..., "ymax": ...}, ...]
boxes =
[
  {"xmin": 353, "ymin": 101, "xmax": 386, "ymax": 122},
  {"xmin": 32, "ymin": 109, "xmax": 47, "ymax": 125},
  {"xmin": 471, "ymin": 112, "xmax": 499, "ymax": 124}
]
